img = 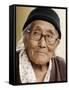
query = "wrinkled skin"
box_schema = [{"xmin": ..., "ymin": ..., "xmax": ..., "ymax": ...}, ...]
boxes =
[{"xmin": 23, "ymin": 20, "xmax": 60, "ymax": 65}]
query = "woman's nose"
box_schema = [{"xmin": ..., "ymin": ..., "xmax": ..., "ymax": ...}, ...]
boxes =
[{"xmin": 38, "ymin": 37, "xmax": 47, "ymax": 48}]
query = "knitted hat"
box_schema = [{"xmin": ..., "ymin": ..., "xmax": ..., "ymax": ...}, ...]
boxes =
[{"xmin": 23, "ymin": 7, "xmax": 61, "ymax": 39}]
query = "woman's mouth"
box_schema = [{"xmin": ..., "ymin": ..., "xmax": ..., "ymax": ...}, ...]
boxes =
[{"xmin": 36, "ymin": 51, "xmax": 47, "ymax": 55}]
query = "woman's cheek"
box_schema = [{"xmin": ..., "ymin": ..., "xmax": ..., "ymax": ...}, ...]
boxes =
[{"xmin": 29, "ymin": 40, "xmax": 38, "ymax": 48}]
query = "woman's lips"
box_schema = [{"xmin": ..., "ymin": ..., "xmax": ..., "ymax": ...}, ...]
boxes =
[{"xmin": 36, "ymin": 51, "xmax": 47, "ymax": 55}]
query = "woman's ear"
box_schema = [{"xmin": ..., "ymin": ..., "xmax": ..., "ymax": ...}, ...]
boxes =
[
  {"xmin": 55, "ymin": 39, "xmax": 60, "ymax": 48},
  {"xmin": 23, "ymin": 33, "xmax": 30, "ymax": 49}
]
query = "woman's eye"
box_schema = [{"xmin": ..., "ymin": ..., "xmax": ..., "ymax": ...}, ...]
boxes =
[
  {"xmin": 33, "ymin": 32, "xmax": 40, "ymax": 36},
  {"xmin": 47, "ymin": 35, "xmax": 53, "ymax": 38}
]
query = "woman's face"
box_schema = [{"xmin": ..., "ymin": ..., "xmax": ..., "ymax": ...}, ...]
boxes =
[{"xmin": 24, "ymin": 20, "xmax": 59, "ymax": 65}]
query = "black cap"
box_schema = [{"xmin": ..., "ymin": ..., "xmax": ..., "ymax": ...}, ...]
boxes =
[{"xmin": 23, "ymin": 7, "xmax": 61, "ymax": 39}]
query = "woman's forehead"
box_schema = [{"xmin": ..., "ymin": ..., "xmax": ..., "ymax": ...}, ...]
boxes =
[{"xmin": 31, "ymin": 20, "xmax": 59, "ymax": 35}]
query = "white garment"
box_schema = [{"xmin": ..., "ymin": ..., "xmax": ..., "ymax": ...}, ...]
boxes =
[{"xmin": 19, "ymin": 49, "xmax": 52, "ymax": 83}]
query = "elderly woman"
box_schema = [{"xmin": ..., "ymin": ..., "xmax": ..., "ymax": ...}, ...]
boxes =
[{"xmin": 16, "ymin": 7, "xmax": 66, "ymax": 84}]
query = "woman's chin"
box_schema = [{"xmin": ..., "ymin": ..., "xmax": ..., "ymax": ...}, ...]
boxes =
[{"xmin": 32, "ymin": 56, "xmax": 50, "ymax": 65}]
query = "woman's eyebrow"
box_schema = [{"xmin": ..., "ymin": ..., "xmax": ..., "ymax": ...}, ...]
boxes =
[
  {"xmin": 46, "ymin": 29, "xmax": 56, "ymax": 35},
  {"xmin": 32, "ymin": 26, "xmax": 42, "ymax": 32},
  {"xmin": 32, "ymin": 25, "xmax": 57, "ymax": 35}
]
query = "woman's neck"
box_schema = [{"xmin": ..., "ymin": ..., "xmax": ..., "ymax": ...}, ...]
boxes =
[{"xmin": 31, "ymin": 61, "xmax": 49, "ymax": 82}]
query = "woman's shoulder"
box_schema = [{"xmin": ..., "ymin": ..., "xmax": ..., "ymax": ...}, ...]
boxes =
[
  {"xmin": 54, "ymin": 56, "xmax": 66, "ymax": 65},
  {"xmin": 50, "ymin": 56, "xmax": 66, "ymax": 81},
  {"xmin": 52, "ymin": 56, "xmax": 66, "ymax": 81}
]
